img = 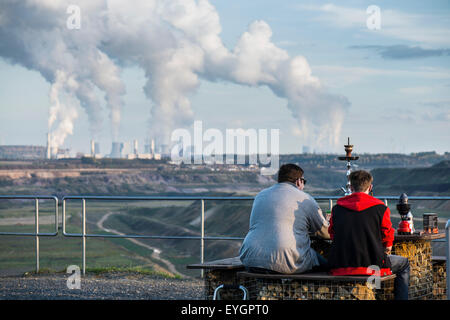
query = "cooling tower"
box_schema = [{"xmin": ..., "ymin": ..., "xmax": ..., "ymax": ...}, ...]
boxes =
[
  {"xmin": 94, "ymin": 143, "xmax": 100, "ymax": 154},
  {"xmin": 133, "ymin": 139, "xmax": 138, "ymax": 155},
  {"xmin": 160, "ymin": 144, "xmax": 168, "ymax": 156},
  {"xmin": 110, "ymin": 142, "xmax": 124, "ymax": 158}
]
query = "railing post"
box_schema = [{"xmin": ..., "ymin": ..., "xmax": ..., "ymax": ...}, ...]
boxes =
[
  {"xmin": 62, "ymin": 199, "xmax": 66, "ymax": 234},
  {"xmin": 54, "ymin": 197, "xmax": 59, "ymax": 235},
  {"xmin": 446, "ymin": 219, "xmax": 450, "ymax": 300},
  {"xmin": 82, "ymin": 198, "xmax": 86, "ymax": 276},
  {"xmin": 35, "ymin": 198, "xmax": 39, "ymax": 273},
  {"xmin": 200, "ymin": 199, "xmax": 205, "ymax": 278}
]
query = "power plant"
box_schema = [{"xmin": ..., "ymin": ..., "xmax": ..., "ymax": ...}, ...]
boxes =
[
  {"xmin": 46, "ymin": 133, "xmax": 70, "ymax": 159},
  {"xmin": 110, "ymin": 142, "xmax": 124, "ymax": 158},
  {"xmin": 10, "ymin": 134, "xmax": 165, "ymax": 160},
  {"xmin": 106, "ymin": 138, "xmax": 162, "ymax": 160}
]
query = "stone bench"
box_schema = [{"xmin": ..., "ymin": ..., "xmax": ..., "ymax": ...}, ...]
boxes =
[
  {"xmin": 187, "ymin": 257, "xmax": 396, "ymax": 300},
  {"xmin": 187, "ymin": 257, "xmax": 246, "ymax": 300}
]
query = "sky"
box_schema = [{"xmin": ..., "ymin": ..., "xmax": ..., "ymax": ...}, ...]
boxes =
[{"xmin": 0, "ymin": 0, "xmax": 449, "ymax": 156}]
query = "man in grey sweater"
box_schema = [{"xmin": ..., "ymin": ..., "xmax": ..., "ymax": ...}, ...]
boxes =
[{"xmin": 239, "ymin": 163, "xmax": 330, "ymax": 274}]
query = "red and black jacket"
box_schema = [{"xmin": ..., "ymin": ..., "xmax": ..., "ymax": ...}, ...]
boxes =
[{"xmin": 328, "ymin": 192, "xmax": 395, "ymax": 276}]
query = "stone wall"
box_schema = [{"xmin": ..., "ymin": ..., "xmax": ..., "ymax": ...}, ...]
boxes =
[
  {"xmin": 241, "ymin": 277, "xmax": 395, "ymax": 300},
  {"xmin": 392, "ymin": 240, "xmax": 433, "ymax": 299},
  {"xmin": 432, "ymin": 260, "xmax": 447, "ymax": 300}
]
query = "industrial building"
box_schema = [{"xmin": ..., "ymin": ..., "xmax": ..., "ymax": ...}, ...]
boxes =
[
  {"xmin": 1, "ymin": 133, "xmax": 164, "ymax": 160},
  {"xmin": 0, "ymin": 145, "xmax": 46, "ymax": 160}
]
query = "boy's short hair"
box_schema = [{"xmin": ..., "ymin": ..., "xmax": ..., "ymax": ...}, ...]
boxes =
[
  {"xmin": 349, "ymin": 170, "xmax": 373, "ymax": 192},
  {"xmin": 277, "ymin": 163, "xmax": 304, "ymax": 183}
]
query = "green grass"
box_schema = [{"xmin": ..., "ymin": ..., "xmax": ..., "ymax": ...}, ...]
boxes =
[
  {"xmin": 0, "ymin": 225, "xmax": 170, "ymax": 276},
  {"xmin": 0, "ymin": 202, "xmax": 196, "ymax": 278},
  {"xmin": 21, "ymin": 266, "xmax": 180, "ymax": 279},
  {"xmin": 85, "ymin": 266, "xmax": 181, "ymax": 279}
]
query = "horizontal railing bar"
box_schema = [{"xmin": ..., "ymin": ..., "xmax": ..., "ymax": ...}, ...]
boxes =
[
  {"xmin": 1, "ymin": 195, "xmax": 448, "ymax": 201},
  {"xmin": 62, "ymin": 232, "xmax": 244, "ymax": 241},
  {"xmin": 0, "ymin": 232, "xmax": 58, "ymax": 236},
  {"xmin": 62, "ymin": 195, "xmax": 254, "ymax": 201},
  {"xmin": 0, "ymin": 195, "xmax": 448, "ymax": 201},
  {"xmin": 61, "ymin": 195, "xmax": 450, "ymax": 201},
  {"xmin": 0, "ymin": 195, "xmax": 59, "ymax": 200},
  {"xmin": 314, "ymin": 196, "xmax": 450, "ymax": 201}
]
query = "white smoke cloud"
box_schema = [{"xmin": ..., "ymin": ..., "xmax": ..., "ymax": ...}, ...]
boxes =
[
  {"xmin": 0, "ymin": 0, "xmax": 125, "ymax": 153},
  {"xmin": 48, "ymin": 70, "xmax": 79, "ymax": 151},
  {"xmin": 0, "ymin": 0, "xmax": 349, "ymax": 152}
]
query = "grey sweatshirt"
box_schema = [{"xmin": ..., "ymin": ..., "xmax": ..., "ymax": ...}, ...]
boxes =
[{"xmin": 239, "ymin": 182, "xmax": 328, "ymax": 274}]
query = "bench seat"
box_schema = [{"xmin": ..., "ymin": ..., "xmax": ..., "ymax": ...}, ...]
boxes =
[
  {"xmin": 237, "ymin": 271, "xmax": 396, "ymax": 282},
  {"xmin": 187, "ymin": 257, "xmax": 397, "ymax": 300},
  {"xmin": 187, "ymin": 257, "xmax": 244, "ymax": 270},
  {"xmin": 237, "ymin": 271, "xmax": 396, "ymax": 300}
]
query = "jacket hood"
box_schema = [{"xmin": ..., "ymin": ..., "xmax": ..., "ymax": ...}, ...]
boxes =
[{"xmin": 336, "ymin": 192, "xmax": 385, "ymax": 211}]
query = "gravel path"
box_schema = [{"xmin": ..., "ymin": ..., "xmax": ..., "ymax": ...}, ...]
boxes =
[{"xmin": 0, "ymin": 272, "xmax": 205, "ymax": 300}]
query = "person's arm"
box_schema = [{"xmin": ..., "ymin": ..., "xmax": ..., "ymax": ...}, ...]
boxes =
[
  {"xmin": 328, "ymin": 210, "xmax": 334, "ymax": 241},
  {"xmin": 315, "ymin": 223, "xmax": 330, "ymax": 239},
  {"xmin": 381, "ymin": 206, "xmax": 395, "ymax": 251},
  {"xmin": 311, "ymin": 202, "xmax": 330, "ymax": 239}
]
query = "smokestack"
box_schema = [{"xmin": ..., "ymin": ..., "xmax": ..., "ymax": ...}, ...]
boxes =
[
  {"xmin": 91, "ymin": 140, "xmax": 95, "ymax": 157},
  {"xmin": 133, "ymin": 139, "xmax": 138, "ymax": 155},
  {"xmin": 151, "ymin": 139, "xmax": 155, "ymax": 155},
  {"xmin": 46, "ymin": 133, "xmax": 51, "ymax": 159}
]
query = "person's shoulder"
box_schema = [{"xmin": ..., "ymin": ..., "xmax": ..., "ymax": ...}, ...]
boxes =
[
  {"xmin": 255, "ymin": 184, "xmax": 276, "ymax": 198},
  {"xmin": 367, "ymin": 194, "xmax": 388, "ymax": 211},
  {"xmin": 291, "ymin": 190, "xmax": 319, "ymax": 209},
  {"xmin": 297, "ymin": 189, "xmax": 316, "ymax": 202}
]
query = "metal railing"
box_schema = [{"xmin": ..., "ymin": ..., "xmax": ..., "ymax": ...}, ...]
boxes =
[
  {"xmin": 62, "ymin": 195, "xmax": 253, "ymax": 275},
  {"xmin": 446, "ymin": 219, "xmax": 450, "ymax": 300},
  {"xmin": 0, "ymin": 195, "xmax": 59, "ymax": 273},
  {"xmin": 1, "ymin": 194, "xmax": 449, "ymax": 281},
  {"xmin": 61, "ymin": 195, "xmax": 450, "ymax": 275}
]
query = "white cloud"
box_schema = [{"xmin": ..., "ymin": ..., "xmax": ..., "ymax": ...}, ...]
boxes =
[
  {"xmin": 398, "ymin": 86, "xmax": 433, "ymax": 95},
  {"xmin": 312, "ymin": 65, "xmax": 450, "ymax": 88},
  {"xmin": 297, "ymin": 3, "xmax": 450, "ymax": 47}
]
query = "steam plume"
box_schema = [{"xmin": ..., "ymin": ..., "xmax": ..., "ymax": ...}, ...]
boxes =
[{"xmin": 0, "ymin": 0, "xmax": 350, "ymax": 152}]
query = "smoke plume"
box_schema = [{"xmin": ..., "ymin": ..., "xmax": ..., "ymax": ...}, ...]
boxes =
[{"xmin": 0, "ymin": 0, "xmax": 350, "ymax": 152}]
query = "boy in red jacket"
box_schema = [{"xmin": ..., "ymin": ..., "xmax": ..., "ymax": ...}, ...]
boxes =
[{"xmin": 328, "ymin": 170, "xmax": 410, "ymax": 300}]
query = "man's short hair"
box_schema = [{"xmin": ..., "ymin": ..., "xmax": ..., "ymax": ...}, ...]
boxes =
[
  {"xmin": 277, "ymin": 163, "xmax": 304, "ymax": 183},
  {"xmin": 349, "ymin": 170, "xmax": 373, "ymax": 192}
]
